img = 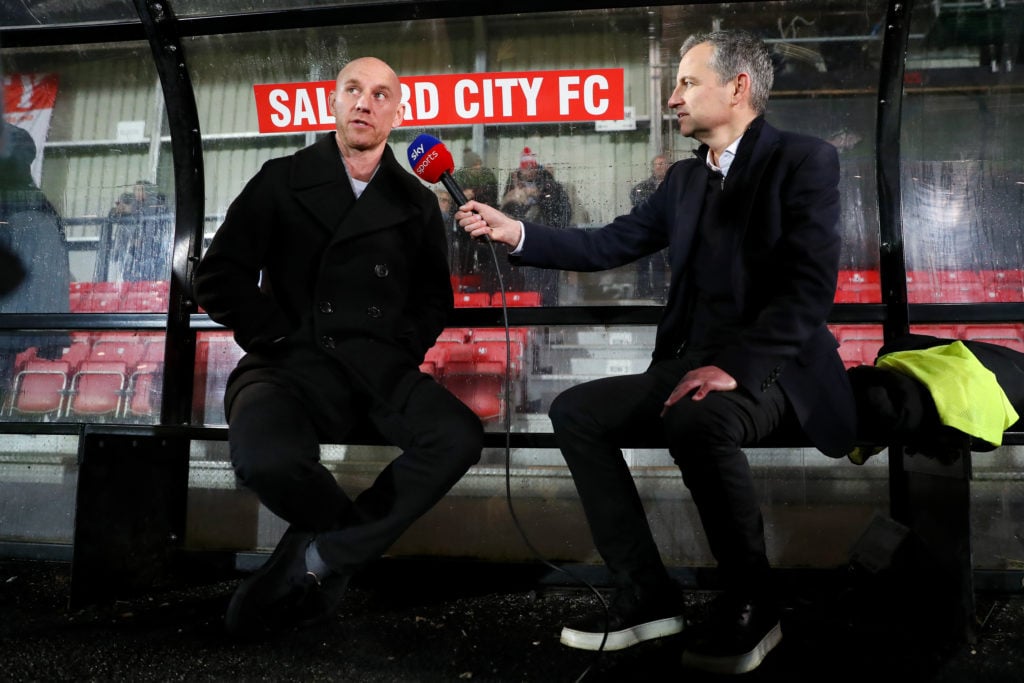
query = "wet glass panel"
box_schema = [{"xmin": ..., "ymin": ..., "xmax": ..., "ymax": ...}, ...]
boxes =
[
  {"xmin": 901, "ymin": 2, "xmax": 1024, "ymax": 297},
  {"xmin": 0, "ymin": 0, "xmax": 136, "ymax": 28},
  {"xmin": 2, "ymin": 40, "xmax": 174, "ymax": 312},
  {"xmin": 0, "ymin": 432, "xmax": 79, "ymax": 546},
  {"xmin": 174, "ymin": 0, "xmax": 399, "ymax": 16},
  {"xmin": 185, "ymin": 1, "xmax": 886, "ymax": 307},
  {"xmin": 0, "ymin": 330, "xmax": 163, "ymax": 424}
]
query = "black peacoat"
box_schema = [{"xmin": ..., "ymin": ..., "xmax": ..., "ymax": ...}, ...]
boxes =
[
  {"xmin": 513, "ymin": 118, "xmax": 857, "ymax": 458},
  {"xmin": 193, "ymin": 134, "xmax": 452, "ymax": 415}
]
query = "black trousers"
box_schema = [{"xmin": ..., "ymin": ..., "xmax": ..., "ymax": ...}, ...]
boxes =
[
  {"xmin": 548, "ymin": 356, "xmax": 788, "ymax": 597},
  {"xmin": 228, "ymin": 376, "xmax": 483, "ymax": 572}
]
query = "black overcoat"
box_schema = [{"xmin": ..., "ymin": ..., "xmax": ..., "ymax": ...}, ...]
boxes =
[
  {"xmin": 514, "ymin": 118, "xmax": 857, "ymax": 458},
  {"xmin": 194, "ymin": 134, "xmax": 452, "ymax": 415}
]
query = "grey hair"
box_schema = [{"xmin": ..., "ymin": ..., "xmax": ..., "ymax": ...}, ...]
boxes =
[{"xmin": 680, "ymin": 30, "xmax": 774, "ymax": 115}]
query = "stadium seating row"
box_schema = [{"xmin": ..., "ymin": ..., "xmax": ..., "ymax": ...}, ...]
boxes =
[
  {"xmin": 61, "ymin": 270, "xmax": 1024, "ymax": 312},
  {"xmin": 187, "ymin": 327, "xmax": 532, "ymax": 426},
  {"xmin": 454, "ymin": 291, "xmax": 542, "ymax": 307},
  {"xmin": 69, "ymin": 280, "xmax": 169, "ymax": 313},
  {"xmin": 420, "ymin": 327, "xmax": 529, "ymax": 423},
  {"xmin": 4, "ymin": 332, "xmax": 164, "ymax": 419},
  {"xmin": 830, "ymin": 322, "xmax": 1024, "ymax": 369},
  {"xmin": 835, "ymin": 269, "xmax": 1024, "ymax": 303}
]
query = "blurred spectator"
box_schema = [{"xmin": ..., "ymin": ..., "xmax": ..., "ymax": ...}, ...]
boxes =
[
  {"xmin": 500, "ymin": 147, "xmax": 571, "ymax": 228},
  {"xmin": 451, "ymin": 149, "xmax": 500, "ymax": 287},
  {"xmin": 434, "ymin": 187, "xmax": 459, "ymax": 270},
  {"xmin": 500, "ymin": 147, "xmax": 571, "ymax": 301},
  {"xmin": 434, "ymin": 186, "xmax": 454, "ymax": 225},
  {"xmin": 630, "ymin": 154, "xmax": 671, "ymax": 300},
  {"xmin": 0, "ymin": 121, "xmax": 70, "ymax": 392},
  {"xmin": 94, "ymin": 179, "xmax": 173, "ymax": 283},
  {"xmin": 453, "ymin": 148, "xmax": 498, "ymax": 206}
]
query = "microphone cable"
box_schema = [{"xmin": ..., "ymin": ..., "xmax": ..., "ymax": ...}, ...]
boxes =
[{"xmin": 478, "ymin": 234, "xmax": 611, "ymax": 682}]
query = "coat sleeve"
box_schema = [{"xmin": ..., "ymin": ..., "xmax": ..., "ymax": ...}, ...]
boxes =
[
  {"xmin": 193, "ymin": 161, "xmax": 296, "ymax": 352},
  {"xmin": 513, "ymin": 163, "xmax": 681, "ymax": 271}
]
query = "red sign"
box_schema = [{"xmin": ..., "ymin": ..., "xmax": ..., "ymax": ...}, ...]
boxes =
[{"xmin": 253, "ymin": 69, "xmax": 625, "ymax": 133}]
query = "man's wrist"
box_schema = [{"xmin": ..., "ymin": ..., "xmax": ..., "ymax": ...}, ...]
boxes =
[{"xmin": 510, "ymin": 221, "xmax": 526, "ymax": 253}]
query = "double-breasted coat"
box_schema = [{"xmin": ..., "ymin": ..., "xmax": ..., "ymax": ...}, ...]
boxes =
[
  {"xmin": 514, "ymin": 118, "xmax": 857, "ymax": 458},
  {"xmin": 194, "ymin": 134, "xmax": 452, "ymax": 417}
]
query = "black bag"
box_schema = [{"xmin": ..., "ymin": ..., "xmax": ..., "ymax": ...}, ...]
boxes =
[{"xmin": 848, "ymin": 334, "xmax": 1024, "ymax": 456}]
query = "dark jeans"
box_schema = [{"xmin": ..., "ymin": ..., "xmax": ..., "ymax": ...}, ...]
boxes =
[
  {"xmin": 548, "ymin": 356, "xmax": 788, "ymax": 597},
  {"xmin": 228, "ymin": 377, "xmax": 483, "ymax": 572}
]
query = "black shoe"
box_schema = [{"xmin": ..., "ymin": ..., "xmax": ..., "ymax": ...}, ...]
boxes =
[
  {"xmin": 225, "ymin": 529, "xmax": 348, "ymax": 637},
  {"xmin": 559, "ymin": 585, "xmax": 685, "ymax": 651},
  {"xmin": 680, "ymin": 593, "xmax": 782, "ymax": 674}
]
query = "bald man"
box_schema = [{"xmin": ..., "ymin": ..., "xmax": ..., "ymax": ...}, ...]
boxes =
[{"xmin": 195, "ymin": 57, "xmax": 483, "ymax": 638}]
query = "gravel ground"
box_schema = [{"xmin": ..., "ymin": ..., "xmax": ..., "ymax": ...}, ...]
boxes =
[{"xmin": 1, "ymin": 558, "xmax": 1023, "ymax": 682}]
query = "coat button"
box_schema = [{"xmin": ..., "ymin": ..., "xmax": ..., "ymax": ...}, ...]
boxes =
[
  {"xmin": 374, "ymin": 263, "xmax": 389, "ymax": 278},
  {"xmin": 320, "ymin": 335, "xmax": 336, "ymax": 349},
  {"xmin": 367, "ymin": 305, "xmax": 383, "ymax": 318},
  {"xmin": 319, "ymin": 301, "xmax": 334, "ymax": 314}
]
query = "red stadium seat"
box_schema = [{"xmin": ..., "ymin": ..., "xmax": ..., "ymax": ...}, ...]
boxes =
[
  {"xmin": 88, "ymin": 333, "xmax": 153, "ymax": 369},
  {"xmin": 67, "ymin": 361, "xmax": 129, "ymax": 417},
  {"xmin": 454, "ymin": 292, "xmax": 491, "ymax": 307},
  {"xmin": 909, "ymin": 324, "xmax": 961, "ymax": 340},
  {"xmin": 60, "ymin": 341, "xmax": 92, "ymax": 372},
  {"xmin": 493, "ymin": 291, "xmax": 541, "ymax": 307},
  {"xmin": 441, "ymin": 367, "xmax": 504, "ymax": 421},
  {"xmin": 125, "ymin": 369, "xmax": 162, "ymax": 417},
  {"xmin": 962, "ymin": 324, "xmax": 1024, "ymax": 353},
  {"xmin": 14, "ymin": 346, "xmax": 38, "ymax": 373},
  {"xmin": 471, "ymin": 326, "xmax": 530, "ymax": 353},
  {"xmin": 471, "ymin": 340, "xmax": 523, "ymax": 377},
  {"xmin": 838, "ymin": 339, "xmax": 883, "ymax": 369},
  {"xmin": 980, "ymin": 270, "xmax": 1024, "ymax": 302},
  {"xmin": 125, "ymin": 343, "xmax": 165, "ymax": 418},
  {"xmin": 6, "ymin": 359, "xmax": 70, "ymax": 417},
  {"xmin": 437, "ymin": 328, "xmax": 473, "ymax": 343},
  {"xmin": 833, "ymin": 324, "xmax": 884, "ymax": 368},
  {"xmin": 192, "ymin": 333, "xmax": 243, "ymax": 424},
  {"xmin": 834, "ymin": 270, "xmax": 880, "ymax": 303}
]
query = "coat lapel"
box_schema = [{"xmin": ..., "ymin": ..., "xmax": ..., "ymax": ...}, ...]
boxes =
[
  {"xmin": 725, "ymin": 118, "xmax": 778, "ymax": 241},
  {"xmin": 333, "ymin": 146, "xmax": 420, "ymax": 243},
  {"xmin": 290, "ymin": 134, "xmax": 356, "ymax": 235}
]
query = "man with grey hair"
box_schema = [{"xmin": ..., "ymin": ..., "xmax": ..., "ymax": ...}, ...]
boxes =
[{"xmin": 457, "ymin": 30, "xmax": 853, "ymax": 674}]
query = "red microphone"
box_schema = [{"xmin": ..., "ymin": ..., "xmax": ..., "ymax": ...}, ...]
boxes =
[
  {"xmin": 407, "ymin": 133, "xmax": 470, "ymax": 207},
  {"xmin": 407, "ymin": 133, "xmax": 489, "ymax": 242}
]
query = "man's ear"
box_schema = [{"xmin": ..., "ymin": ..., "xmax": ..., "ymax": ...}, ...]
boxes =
[{"xmin": 732, "ymin": 72, "xmax": 751, "ymax": 105}]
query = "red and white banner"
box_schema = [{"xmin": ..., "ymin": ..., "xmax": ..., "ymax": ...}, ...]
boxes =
[
  {"xmin": 3, "ymin": 73, "xmax": 59, "ymax": 186},
  {"xmin": 254, "ymin": 68, "xmax": 625, "ymax": 133}
]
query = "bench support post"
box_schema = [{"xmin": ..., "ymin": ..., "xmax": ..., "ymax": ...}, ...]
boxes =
[
  {"xmin": 890, "ymin": 438, "xmax": 976, "ymax": 643},
  {"xmin": 70, "ymin": 426, "xmax": 190, "ymax": 609}
]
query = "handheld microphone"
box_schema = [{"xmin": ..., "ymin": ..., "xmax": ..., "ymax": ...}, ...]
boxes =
[{"xmin": 407, "ymin": 133, "xmax": 487, "ymax": 242}]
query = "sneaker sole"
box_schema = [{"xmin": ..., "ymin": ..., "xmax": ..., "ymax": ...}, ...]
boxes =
[
  {"xmin": 559, "ymin": 615, "xmax": 685, "ymax": 651},
  {"xmin": 680, "ymin": 620, "xmax": 782, "ymax": 674}
]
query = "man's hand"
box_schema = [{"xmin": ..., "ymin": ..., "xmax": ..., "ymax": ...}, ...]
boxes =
[
  {"xmin": 661, "ymin": 365, "xmax": 737, "ymax": 416},
  {"xmin": 456, "ymin": 200, "xmax": 522, "ymax": 247}
]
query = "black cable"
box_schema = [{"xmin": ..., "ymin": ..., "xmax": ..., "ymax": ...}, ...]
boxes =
[{"xmin": 482, "ymin": 237, "xmax": 611, "ymax": 681}]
